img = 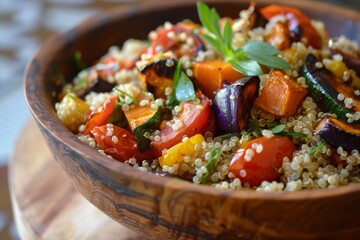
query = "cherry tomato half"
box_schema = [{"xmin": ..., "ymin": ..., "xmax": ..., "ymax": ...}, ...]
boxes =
[
  {"xmin": 92, "ymin": 125, "xmax": 153, "ymax": 162},
  {"xmin": 150, "ymin": 93, "xmax": 211, "ymax": 157},
  {"xmin": 83, "ymin": 96, "xmax": 118, "ymax": 135},
  {"xmin": 229, "ymin": 136, "xmax": 295, "ymax": 187}
]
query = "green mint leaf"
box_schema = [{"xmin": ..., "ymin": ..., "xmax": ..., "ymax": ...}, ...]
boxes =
[
  {"xmin": 223, "ymin": 21, "xmax": 233, "ymax": 51},
  {"xmin": 197, "ymin": 2, "xmax": 221, "ymax": 38},
  {"xmin": 202, "ymin": 34, "xmax": 224, "ymax": 55},
  {"xmin": 277, "ymin": 131, "xmax": 307, "ymax": 138},
  {"xmin": 309, "ymin": 140, "xmax": 326, "ymax": 156},
  {"xmin": 175, "ymin": 71, "xmax": 196, "ymax": 101},
  {"xmin": 271, "ymin": 124, "xmax": 286, "ymax": 134},
  {"xmin": 168, "ymin": 60, "xmax": 196, "ymax": 106},
  {"xmin": 241, "ymin": 41, "xmax": 280, "ymax": 55},
  {"xmin": 228, "ymin": 58, "xmax": 263, "ymax": 76},
  {"xmin": 242, "ymin": 41, "xmax": 290, "ymax": 69},
  {"xmin": 217, "ymin": 133, "xmax": 238, "ymax": 140},
  {"xmin": 200, "ymin": 147, "xmax": 222, "ymax": 183}
]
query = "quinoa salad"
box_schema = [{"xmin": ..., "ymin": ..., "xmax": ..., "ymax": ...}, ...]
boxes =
[{"xmin": 55, "ymin": 2, "xmax": 360, "ymax": 192}]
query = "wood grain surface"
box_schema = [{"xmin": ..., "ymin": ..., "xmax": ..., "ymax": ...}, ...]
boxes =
[{"xmin": 9, "ymin": 119, "xmax": 144, "ymax": 239}]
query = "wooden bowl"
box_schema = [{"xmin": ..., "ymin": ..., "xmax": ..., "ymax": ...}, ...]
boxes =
[{"xmin": 24, "ymin": 0, "xmax": 360, "ymax": 239}]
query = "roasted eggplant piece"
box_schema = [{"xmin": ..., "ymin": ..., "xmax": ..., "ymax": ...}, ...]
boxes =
[
  {"xmin": 213, "ymin": 76, "xmax": 260, "ymax": 133},
  {"xmin": 247, "ymin": 2, "xmax": 268, "ymax": 29},
  {"xmin": 58, "ymin": 68, "xmax": 116, "ymax": 100},
  {"xmin": 138, "ymin": 57, "xmax": 177, "ymax": 98},
  {"xmin": 302, "ymin": 53, "xmax": 360, "ymax": 123},
  {"xmin": 315, "ymin": 116, "xmax": 360, "ymax": 151}
]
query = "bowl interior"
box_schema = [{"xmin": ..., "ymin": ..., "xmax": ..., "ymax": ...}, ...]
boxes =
[
  {"xmin": 24, "ymin": 0, "xmax": 360, "ymax": 238},
  {"xmin": 25, "ymin": 0, "xmax": 360, "ymax": 199}
]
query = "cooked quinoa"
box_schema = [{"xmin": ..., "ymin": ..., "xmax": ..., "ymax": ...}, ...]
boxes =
[{"xmin": 55, "ymin": 2, "xmax": 360, "ymax": 192}]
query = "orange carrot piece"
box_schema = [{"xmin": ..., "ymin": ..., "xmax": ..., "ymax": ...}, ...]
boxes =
[
  {"xmin": 255, "ymin": 70, "xmax": 308, "ymax": 117},
  {"xmin": 192, "ymin": 60, "xmax": 244, "ymax": 98}
]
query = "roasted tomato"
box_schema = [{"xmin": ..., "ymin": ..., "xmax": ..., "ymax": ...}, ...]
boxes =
[
  {"xmin": 261, "ymin": 5, "xmax": 322, "ymax": 49},
  {"xmin": 83, "ymin": 96, "xmax": 118, "ymax": 135},
  {"xmin": 147, "ymin": 24, "xmax": 205, "ymax": 59},
  {"xmin": 229, "ymin": 136, "xmax": 295, "ymax": 187},
  {"xmin": 150, "ymin": 93, "xmax": 211, "ymax": 156},
  {"xmin": 92, "ymin": 125, "xmax": 154, "ymax": 162}
]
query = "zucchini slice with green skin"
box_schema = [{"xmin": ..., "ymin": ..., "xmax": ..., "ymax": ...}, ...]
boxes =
[
  {"xmin": 124, "ymin": 105, "xmax": 162, "ymax": 152},
  {"xmin": 301, "ymin": 53, "xmax": 360, "ymax": 123},
  {"xmin": 315, "ymin": 116, "xmax": 360, "ymax": 151}
]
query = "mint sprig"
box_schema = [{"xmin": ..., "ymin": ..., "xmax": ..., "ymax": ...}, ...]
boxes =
[{"xmin": 196, "ymin": 2, "xmax": 290, "ymax": 76}]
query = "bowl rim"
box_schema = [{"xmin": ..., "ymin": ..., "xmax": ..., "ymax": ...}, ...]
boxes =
[{"xmin": 24, "ymin": 0, "xmax": 360, "ymax": 202}]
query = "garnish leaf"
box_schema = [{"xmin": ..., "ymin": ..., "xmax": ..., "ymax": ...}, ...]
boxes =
[
  {"xmin": 114, "ymin": 87, "xmax": 139, "ymax": 104},
  {"xmin": 278, "ymin": 131, "xmax": 307, "ymax": 138},
  {"xmin": 228, "ymin": 58, "xmax": 263, "ymax": 76},
  {"xmin": 309, "ymin": 140, "xmax": 327, "ymax": 156},
  {"xmin": 74, "ymin": 51, "xmax": 87, "ymax": 71},
  {"xmin": 271, "ymin": 124, "xmax": 307, "ymax": 138},
  {"xmin": 200, "ymin": 147, "xmax": 222, "ymax": 183},
  {"xmin": 196, "ymin": 2, "xmax": 290, "ymax": 76},
  {"xmin": 243, "ymin": 41, "xmax": 290, "ymax": 69},
  {"xmin": 167, "ymin": 60, "xmax": 196, "ymax": 106},
  {"xmin": 197, "ymin": 2, "xmax": 221, "ymax": 38},
  {"xmin": 223, "ymin": 21, "xmax": 233, "ymax": 51},
  {"xmin": 271, "ymin": 124, "xmax": 286, "ymax": 134}
]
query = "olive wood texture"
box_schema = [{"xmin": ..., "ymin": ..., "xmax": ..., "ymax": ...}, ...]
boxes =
[
  {"xmin": 24, "ymin": 0, "xmax": 360, "ymax": 239},
  {"xmin": 10, "ymin": 119, "xmax": 143, "ymax": 239}
]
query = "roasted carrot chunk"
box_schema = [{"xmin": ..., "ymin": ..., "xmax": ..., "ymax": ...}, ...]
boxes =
[
  {"xmin": 192, "ymin": 60, "xmax": 244, "ymax": 98},
  {"xmin": 255, "ymin": 70, "xmax": 308, "ymax": 117}
]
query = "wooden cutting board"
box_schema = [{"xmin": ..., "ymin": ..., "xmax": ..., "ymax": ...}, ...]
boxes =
[{"xmin": 9, "ymin": 119, "xmax": 145, "ymax": 239}]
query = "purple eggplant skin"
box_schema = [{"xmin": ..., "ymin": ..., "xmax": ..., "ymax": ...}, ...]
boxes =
[
  {"xmin": 75, "ymin": 68, "xmax": 116, "ymax": 99},
  {"xmin": 213, "ymin": 76, "xmax": 260, "ymax": 134},
  {"xmin": 314, "ymin": 116, "xmax": 360, "ymax": 151}
]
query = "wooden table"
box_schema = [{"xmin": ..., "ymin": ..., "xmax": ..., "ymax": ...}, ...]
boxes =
[{"xmin": 9, "ymin": 120, "xmax": 145, "ymax": 239}]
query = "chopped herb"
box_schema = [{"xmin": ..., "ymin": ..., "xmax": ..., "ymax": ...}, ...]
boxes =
[
  {"xmin": 271, "ymin": 124, "xmax": 286, "ymax": 134},
  {"xmin": 73, "ymin": 70, "xmax": 88, "ymax": 92},
  {"xmin": 309, "ymin": 140, "xmax": 327, "ymax": 156},
  {"xmin": 167, "ymin": 59, "xmax": 196, "ymax": 106},
  {"xmin": 66, "ymin": 89, "xmax": 76, "ymax": 100},
  {"xmin": 196, "ymin": 2, "xmax": 290, "ymax": 76},
  {"xmin": 278, "ymin": 131, "xmax": 307, "ymax": 138},
  {"xmin": 74, "ymin": 51, "xmax": 87, "ymax": 71},
  {"xmin": 200, "ymin": 147, "xmax": 222, "ymax": 183},
  {"xmin": 114, "ymin": 87, "xmax": 139, "ymax": 104},
  {"xmin": 271, "ymin": 124, "xmax": 307, "ymax": 138},
  {"xmin": 217, "ymin": 133, "xmax": 238, "ymax": 140}
]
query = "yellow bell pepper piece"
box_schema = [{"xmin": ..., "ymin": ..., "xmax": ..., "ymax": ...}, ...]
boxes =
[
  {"xmin": 324, "ymin": 60, "xmax": 347, "ymax": 78},
  {"xmin": 324, "ymin": 59, "xmax": 360, "ymax": 89},
  {"xmin": 159, "ymin": 134, "xmax": 205, "ymax": 167},
  {"xmin": 56, "ymin": 93, "xmax": 90, "ymax": 132}
]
